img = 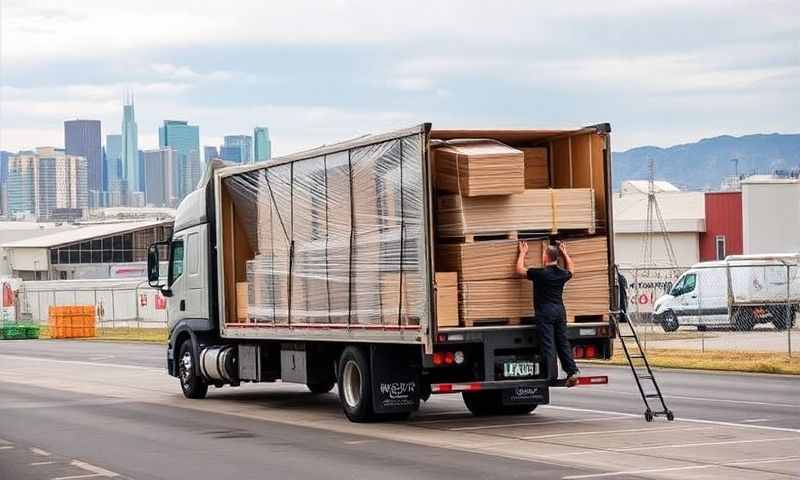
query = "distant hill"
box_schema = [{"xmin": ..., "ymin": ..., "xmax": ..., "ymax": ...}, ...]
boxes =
[{"xmin": 612, "ymin": 133, "xmax": 800, "ymax": 190}]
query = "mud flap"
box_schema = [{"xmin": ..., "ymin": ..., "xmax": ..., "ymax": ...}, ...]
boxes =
[
  {"xmin": 369, "ymin": 345, "xmax": 421, "ymax": 414},
  {"xmin": 502, "ymin": 385, "xmax": 549, "ymax": 406}
]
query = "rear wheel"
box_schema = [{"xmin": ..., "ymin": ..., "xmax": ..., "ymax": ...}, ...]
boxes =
[
  {"xmin": 732, "ymin": 308, "xmax": 755, "ymax": 331},
  {"xmin": 462, "ymin": 390, "xmax": 538, "ymax": 416},
  {"xmin": 337, "ymin": 346, "xmax": 377, "ymax": 422},
  {"xmin": 178, "ymin": 340, "xmax": 208, "ymax": 399},
  {"xmin": 661, "ymin": 311, "xmax": 679, "ymax": 332},
  {"xmin": 770, "ymin": 306, "xmax": 790, "ymax": 330}
]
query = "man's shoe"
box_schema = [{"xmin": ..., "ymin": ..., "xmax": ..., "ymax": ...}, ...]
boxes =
[{"xmin": 565, "ymin": 373, "xmax": 579, "ymax": 388}]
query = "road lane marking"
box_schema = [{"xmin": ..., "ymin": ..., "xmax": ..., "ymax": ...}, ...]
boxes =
[
  {"xmin": 31, "ymin": 447, "xmax": 52, "ymax": 456},
  {"xmin": 562, "ymin": 455, "xmax": 800, "ymax": 479},
  {"xmin": 542, "ymin": 404, "xmax": 800, "ymax": 433},
  {"xmin": 552, "ymin": 436, "xmax": 800, "ymax": 456},
  {"xmin": 520, "ymin": 425, "xmax": 709, "ymax": 440},
  {"xmin": 595, "ymin": 388, "xmax": 800, "ymax": 409},
  {"xmin": 52, "ymin": 460, "xmax": 120, "ymax": 479},
  {"xmin": 0, "ymin": 354, "xmax": 159, "ymax": 372},
  {"xmin": 52, "ymin": 474, "xmax": 104, "ymax": 480},
  {"xmin": 0, "ymin": 445, "xmax": 14, "ymax": 450},
  {"xmin": 447, "ymin": 416, "xmax": 631, "ymax": 431},
  {"xmin": 741, "ymin": 418, "xmax": 771, "ymax": 423},
  {"xmin": 31, "ymin": 461, "xmax": 56, "ymax": 466}
]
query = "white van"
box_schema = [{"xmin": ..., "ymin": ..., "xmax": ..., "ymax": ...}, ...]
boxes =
[{"xmin": 653, "ymin": 256, "xmax": 800, "ymax": 332}]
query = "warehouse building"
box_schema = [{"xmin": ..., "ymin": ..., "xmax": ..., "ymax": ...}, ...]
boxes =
[
  {"xmin": 1, "ymin": 220, "xmax": 172, "ymax": 280},
  {"xmin": 742, "ymin": 176, "xmax": 800, "ymax": 255}
]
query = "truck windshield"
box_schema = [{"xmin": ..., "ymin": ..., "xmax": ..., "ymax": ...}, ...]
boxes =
[{"xmin": 169, "ymin": 240, "xmax": 184, "ymax": 286}]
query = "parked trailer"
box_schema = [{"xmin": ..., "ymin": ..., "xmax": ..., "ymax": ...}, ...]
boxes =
[{"xmin": 147, "ymin": 123, "xmax": 617, "ymax": 422}]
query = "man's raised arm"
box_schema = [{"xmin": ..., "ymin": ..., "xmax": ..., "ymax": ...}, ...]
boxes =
[
  {"xmin": 559, "ymin": 241, "xmax": 574, "ymax": 274},
  {"xmin": 515, "ymin": 241, "xmax": 529, "ymax": 277}
]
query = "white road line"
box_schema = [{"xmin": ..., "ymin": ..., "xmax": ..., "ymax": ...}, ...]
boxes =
[
  {"xmin": 344, "ymin": 440, "xmax": 372, "ymax": 445},
  {"xmin": 70, "ymin": 460, "xmax": 119, "ymax": 478},
  {"xmin": 448, "ymin": 416, "xmax": 630, "ymax": 431},
  {"xmin": 553, "ymin": 436, "xmax": 800, "ymax": 457},
  {"xmin": 562, "ymin": 455, "xmax": 800, "ymax": 479},
  {"xmin": 0, "ymin": 445, "xmax": 14, "ymax": 450},
  {"xmin": 0, "ymin": 354, "xmax": 159, "ymax": 372},
  {"xmin": 542, "ymin": 404, "xmax": 800, "ymax": 433},
  {"xmin": 520, "ymin": 425, "xmax": 709, "ymax": 440},
  {"xmin": 596, "ymin": 388, "xmax": 800, "ymax": 409},
  {"xmin": 31, "ymin": 461, "xmax": 57, "ymax": 466},
  {"xmin": 741, "ymin": 418, "xmax": 771, "ymax": 423},
  {"xmin": 52, "ymin": 474, "xmax": 104, "ymax": 480},
  {"xmin": 31, "ymin": 447, "xmax": 52, "ymax": 456}
]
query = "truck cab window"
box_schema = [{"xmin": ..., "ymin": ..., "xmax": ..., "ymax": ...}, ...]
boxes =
[
  {"xmin": 169, "ymin": 240, "xmax": 184, "ymax": 286},
  {"xmin": 683, "ymin": 274, "xmax": 696, "ymax": 294},
  {"xmin": 670, "ymin": 276, "xmax": 685, "ymax": 296}
]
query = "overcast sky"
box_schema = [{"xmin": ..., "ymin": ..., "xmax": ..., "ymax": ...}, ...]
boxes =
[{"xmin": 1, "ymin": 0, "xmax": 798, "ymax": 155}]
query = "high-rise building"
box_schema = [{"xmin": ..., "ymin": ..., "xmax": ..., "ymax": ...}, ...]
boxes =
[
  {"xmin": 7, "ymin": 147, "xmax": 88, "ymax": 220},
  {"xmin": 142, "ymin": 148, "xmax": 178, "ymax": 208},
  {"xmin": 203, "ymin": 146, "xmax": 219, "ymax": 163},
  {"xmin": 219, "ymin": 145, "xmax": 242, "ymax": 163},
  {"xmin": 159, "ymin": 120, "xmax": 200, "ymax": 201},
  {"xmin": 138, "ymin": 150, "xmax": 145, "ymax": 195},
  {"xmin": 121, "ymin": 96, "xmax": 139, "ymax": 193},
  {"xmin": 254, "ymin": 127, "xmax": 271, "ymax": 162},
  {"xmin": 105, "ymin": 134, "xmax": 122, "ymax": 191},
  {"xmin": 223, "ymin": 135, "xmax": 253, "ymax": 164},
  {"xmin": 64, "ymin": 119, "xmax": 102, "ymax": 204},
  {"xmin": 0, "ymin": 150, "xmax": 12, "ymax": 185}
]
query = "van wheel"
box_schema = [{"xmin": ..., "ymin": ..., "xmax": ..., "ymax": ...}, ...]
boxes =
[
  {"xmin": 732, "ymin": 308, "xmax": 755, "ymax": 331},
  {"xmin": 178, "ymin": 340, "xmax": 208, "ymax": 399},
  {"xmin": 337, "ymin": 346, "xmax": 377, "ymax": 422},
  {"xmin": 462, "ymin": 391, "xmax": 537, "ymax": 416},
  {"xmin": 661, "ymin": 311, "xmax": 679, "ymax": 332}
]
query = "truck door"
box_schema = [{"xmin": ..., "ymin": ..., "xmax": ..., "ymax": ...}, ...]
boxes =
[
  {"xmin": 166, "ymin": 235, "xmax": 186, "ymax": 328},
  {"xmin": 677, "ymin": 272, "xmax": 698, "ymax": 325},
  {"xmin": 184, "ymin": 226, "xmax": 208, "ymax": 319}
]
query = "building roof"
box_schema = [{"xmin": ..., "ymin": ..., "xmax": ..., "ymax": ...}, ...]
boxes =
[
  {"xmin": 741, "ymin": 175, "xmax": 800, "ymax": 185},
  {"xmin": 620, "ymin": 180, "xmax": 680, "ymax": 194},
  {"xmin": 0, "ymin": 220, "xmax": 171, "ymax": 249},
  {"xmin": 613, "ymin": 191, "xmax": 706, "ymax": 233}
]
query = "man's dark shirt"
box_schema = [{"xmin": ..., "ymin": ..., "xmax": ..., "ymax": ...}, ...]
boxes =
[{"xmin": 527, "ymin": 265, "xmax": 572, "ymax": 312}]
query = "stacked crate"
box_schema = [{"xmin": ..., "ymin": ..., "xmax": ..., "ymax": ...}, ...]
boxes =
[
  {"xmin": 434, "ymin": 139, "xmax": 606, "ymax": 327},
  {"xmin": 49, "ymin": 305, "xmax": 96, "ymax": 339}
]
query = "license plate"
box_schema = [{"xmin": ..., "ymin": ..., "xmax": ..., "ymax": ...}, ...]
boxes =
[
  {"xmin": 503, "ymin": 361, "xmax": 538, "ymax": 378},
  {"xmin": 579, "ymin": 328, "xmax": 596, "ymax": 336}
]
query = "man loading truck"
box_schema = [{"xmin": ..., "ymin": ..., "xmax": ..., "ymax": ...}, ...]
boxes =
[{"xmin": 516, "ymin": 240, "xmax": 580, "ymax": 387}]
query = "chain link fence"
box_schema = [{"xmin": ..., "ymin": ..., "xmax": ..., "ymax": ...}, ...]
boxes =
[
  {"xmin": 620, "ymin": 260, "xmax": 798, "ymax": 357},
  {"xmin": 13, "ymin": 280, "xmax": 168, "ymax": 335}
]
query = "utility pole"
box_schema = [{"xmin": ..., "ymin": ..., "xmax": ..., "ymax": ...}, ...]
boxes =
[{"xmin": 639, "ymin": 158, "xmax": 678, "ymax": 268}]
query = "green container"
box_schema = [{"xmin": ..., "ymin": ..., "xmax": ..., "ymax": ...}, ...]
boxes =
[
  {"xmin": 24, "ymin": 325, "xmax": 40, "ymax": 339},
  {"xmin": 1, "ymin": 325, "xmax": 27, "ymax": 340}
]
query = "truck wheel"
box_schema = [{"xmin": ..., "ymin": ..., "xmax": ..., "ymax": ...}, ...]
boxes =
[
  {"xmin": 732, "ymin": 308, "xmax": 754, "ymax": 331},
  {"xmin": 307, "ymin": 381, "xmax": 335, "ymax": 394},
  {"xmin": 770, "ymin": 306, "xmax": 789, "ymax": 330},
  {"xmin": 661, "ymin": 311, "xmax": 679, "ymax": 332},
  {"xmin": 178, "ymin": 340, "xmax": 208, "ymax": 399},
  {"xmin": 337, "ymin": 346, "xmax": 377, "ymax": 422},
  {"xmin": 462, "ymin": 391, "xmax": 537, "ymax": 416}
]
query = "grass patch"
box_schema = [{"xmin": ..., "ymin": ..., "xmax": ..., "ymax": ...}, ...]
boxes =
[{"xmin": 589, "ymin": 349, "xmax": 800, "ymax": 375}]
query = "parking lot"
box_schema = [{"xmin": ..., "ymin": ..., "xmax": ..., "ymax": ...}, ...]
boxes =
[{"xmin": 1, "ymin": 340, "xmax": 798, "ymax": 479}]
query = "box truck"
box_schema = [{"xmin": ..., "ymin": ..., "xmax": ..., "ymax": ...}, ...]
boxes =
[
  {"xmin": 147, "ymin": 123, "xmax": 617, "ymax": 422},
  {"xmin": 653, "ymin": 255, "xmax": 800, "ymax": 331}
]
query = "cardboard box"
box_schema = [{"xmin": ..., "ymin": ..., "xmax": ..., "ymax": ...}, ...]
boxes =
[
  {"xmin": 437, "ymin": 239, "xmax": 546, "ymax": 282},
  {"xmin": 236, "ymin": 282, "xmax": 249, "ymax": 322},
  {"xmin": 435, "ymin": 272, "xmax": 459, "ymax": 327},
  {"xmin": 459, "ymin": 279, "xmax": 534, "ymax": 324},
  {"xmin": 522, "ymin": 147, "xmax": 549, "ymax": 189},
  {"xmin": 434, "ymin": 140, "xmax": 525, "ymax": 197}
]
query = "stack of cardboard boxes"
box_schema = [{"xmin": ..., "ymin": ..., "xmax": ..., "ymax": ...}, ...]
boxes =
[{"xmin": 433, "ymin": 140, "xmax": 608, "ymax": 327}]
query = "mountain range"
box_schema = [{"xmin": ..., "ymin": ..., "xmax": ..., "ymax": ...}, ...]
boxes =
[{"xmin": 612, "ymin": 133, "xmax": 800, "ymax": 191}]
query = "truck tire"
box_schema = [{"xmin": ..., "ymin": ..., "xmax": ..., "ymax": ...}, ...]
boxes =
[
  {"xmin": 307, "ymin": 381, "xmax": 336, "ymax": 394},
  {"xmin": 732, "ymin": 308, "xmax": 755, "ymax": 331},
  {"xmin": 661, "ymin": 311, "xmax": 679, "ymax": 332},
  {"xmin": 337, "ymin": 346, "xmax": 377, "ymax": 422},
  {"xmin": 770, "ymin": 306, "xmax": 790, "ymax": 330},
  {"xmin": 462, "ymin": 391, "xmax": 537, "ymax": 416},
  {"xmin": 178, "ymin": 340, "xmax": 208, "ymax": 399}
]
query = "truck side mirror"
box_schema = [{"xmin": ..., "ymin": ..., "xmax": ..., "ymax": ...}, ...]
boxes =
[{"xmin": 147, "ymin": 243, "xmax": 164, "ymax": 288}]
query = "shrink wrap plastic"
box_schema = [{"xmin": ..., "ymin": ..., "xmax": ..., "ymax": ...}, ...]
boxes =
[{"xmin": 224, "ymin": 135, "xmax": 428, "ymax": 327}]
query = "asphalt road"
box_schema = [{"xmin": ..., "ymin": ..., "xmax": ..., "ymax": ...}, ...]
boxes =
[{"xmin": 1, "ymin": 340, "xmax": 799, "ymax": 480}]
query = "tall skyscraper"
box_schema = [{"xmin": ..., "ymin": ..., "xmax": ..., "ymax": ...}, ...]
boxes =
[
  {"xmin": 121, "ymin": 96, "xmax": 139, "ymax": 193},
  {"xmin": 219, "ymin": 145, "xmax": 242, "ymax": 163},
  {"xmin": 7, "ymin": 147, "xmax": 87, "ymax": 220},
  {"xmin": 142, "ymin": 148, "xmax": 178, "ymax": 208},
  {"xmin": 203, "ymin": 146, "xmax": 219, "ymax": 163},
  {"xmin": 254, "ymin": 127, "xmax": 271, "ymax": 162},
  {"xmin": 105, "ymin": 134, "xmax": 122, "ymax": 192},
  {"xmin": 159, "ymin": 120, "xmax": 200, "ymax": 201},
  {"xmin": 223, "ymin": 135, "xmax": 253, "ymax": 164},
  {"xmin": 64, "ymin": 119, "xmax": 102, "ymax": 204},
  {"xmin": 138, "ymin": 150, "xmax": 145, "ymax": 195}
]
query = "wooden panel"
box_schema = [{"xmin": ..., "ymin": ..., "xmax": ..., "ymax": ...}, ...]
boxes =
[
  {"xmin": 551, "ymin": 138, "xmax": 572, "ymax": 188},
  {"xmin": 433, "ymin": 140, "xmax": 525, "ymax": 196},
  {"xmin": 521, "ymin": 147, "xmax": 550, "ymax": 188},
  {"xmin": 459, "ymin": 279, "xmax": 533, "ymax": 323},
  {"xmin": 435, "ymin": 272, "xmax": 459, "ymax": 327},
  {"xmin": 437, "ymin": 239, "xmax": 545, "ymax": 281},
  {"xmin": 222, "ymin": 184, "xmax": 256, "ymax": 325},
  {"xmin": 570, "ymin": 134, "xmax": 593, "ymax": 188},
  {"xmin": 591, "ymin": 134, "xmax": 607, "ymax": 229}
]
